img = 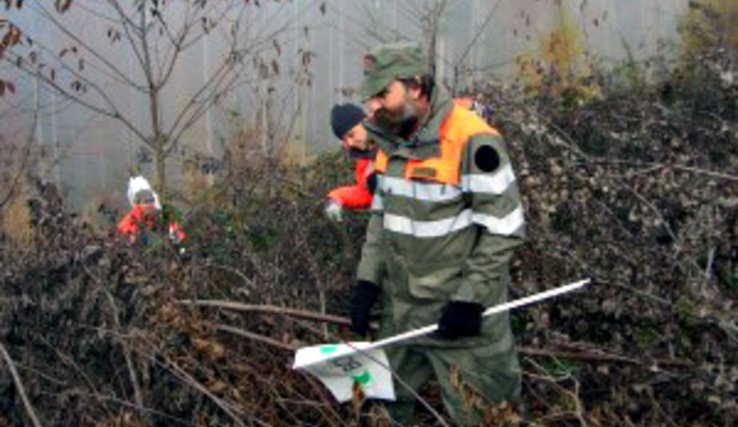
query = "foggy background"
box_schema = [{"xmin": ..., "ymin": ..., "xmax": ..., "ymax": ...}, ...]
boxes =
[{"xmin": 0, "ymin": 0, "xmax": 690, "ymax": 210}]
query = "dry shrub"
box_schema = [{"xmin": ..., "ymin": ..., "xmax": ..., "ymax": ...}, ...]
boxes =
[
  {"xmin": 1, "ymin": 42, "xmax": 737, "ymax": 427},
  {"xmin": 484, "ymin": 49, "xmax": 737, "ymax": 425},
  {"xmin": 1, "ymin": 190, "xmax": 32, "ymax": 248}
]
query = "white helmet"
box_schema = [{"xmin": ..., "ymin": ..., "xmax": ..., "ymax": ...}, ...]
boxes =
[{"xmin": 126, "ymin": 176, "xmax": 161, "ymax": 209}]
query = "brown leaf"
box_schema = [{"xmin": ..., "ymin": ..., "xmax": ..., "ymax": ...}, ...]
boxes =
[
  {"xmin": 55, "ymin": 0, "xmax": 72, "ymax": 13},
  {"xmin": 207, "ymin": 380, "xmax": 227, "ymax": 394}
]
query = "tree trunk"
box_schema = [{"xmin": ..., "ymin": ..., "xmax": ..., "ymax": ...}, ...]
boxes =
[
  {"xmin": 155, "ymin": 137, "xmax": 166, "ymax": 202},
  {"xmin": 141, "ymin": 5, "xmax": 166, "ymax": 199}
]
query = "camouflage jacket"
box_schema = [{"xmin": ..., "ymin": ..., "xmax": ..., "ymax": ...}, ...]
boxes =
[{"xmin": 357, "ymin": 88, "xmax": 525, "ymax": 346}]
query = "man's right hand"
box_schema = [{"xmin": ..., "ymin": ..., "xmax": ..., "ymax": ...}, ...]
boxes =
[
  {"xmin": 324, "ymin": 200, "xmax": 344, "ymax": 222},
  {"xmin": 351, "ymin": 280, "xmax": 380, "ymax": 336}
]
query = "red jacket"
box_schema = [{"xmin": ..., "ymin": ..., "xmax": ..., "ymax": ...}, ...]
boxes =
[
  {"xmin": 327, "ymin": 158, "xmax": 374, "ymax": 210},
  {"xmin": 117, "ymin": 205, "xmax": 186, "ymax": 243}
]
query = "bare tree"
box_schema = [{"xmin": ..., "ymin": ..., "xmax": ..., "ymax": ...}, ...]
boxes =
[{"xmin": 2, "ymin": 0, "xmax": 304, "ymax": 197}]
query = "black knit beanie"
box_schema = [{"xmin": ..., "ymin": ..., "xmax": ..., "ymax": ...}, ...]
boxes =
[{"xmin": 330, "ymin": 103, "xmax": 366, "ymax": 140}]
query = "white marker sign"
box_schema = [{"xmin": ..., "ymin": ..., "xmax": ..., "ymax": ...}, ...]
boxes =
[
  {"xmin": 293, "ymin": 279, "xmax": 589, "ymax": 402},
  {"xmin": 293, "ymin": 342, "xmax": 395, "ymax": 401}
]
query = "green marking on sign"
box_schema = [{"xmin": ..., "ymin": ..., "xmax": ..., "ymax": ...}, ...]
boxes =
[
  {"xmin": 352, "ymin": 370, "xmax": 372, "ymax": 385},
  {"xmin": 319, "ymin": 345, "xmax": 338, "ymax": 354}
]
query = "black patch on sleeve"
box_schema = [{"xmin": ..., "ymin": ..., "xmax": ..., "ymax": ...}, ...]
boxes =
[{"xmin": 474, "ymin": 145, "xmax": 500, "ymax": 172}]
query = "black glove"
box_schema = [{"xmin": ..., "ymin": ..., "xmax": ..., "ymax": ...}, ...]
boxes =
[
  {"xmin": 351, "ymin": 280, "xmax": 380, "ymax": 336},
  {"xmin": 437, "ymin": 301, "xmax": 484, "ymax": 340},
  {"xmin": 366, "ymin": 172, "xmax": 378, "ymax": 195}
]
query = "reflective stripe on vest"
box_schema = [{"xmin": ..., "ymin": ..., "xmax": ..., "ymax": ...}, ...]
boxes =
[
  {"xmin": 383, "ymin": 206, "xmax": 525, "ymax": 238},
  {"xmin": 378, "ymin": 175, "xmax": 462, "ymax": 202}
]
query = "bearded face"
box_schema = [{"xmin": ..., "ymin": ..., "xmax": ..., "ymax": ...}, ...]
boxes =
[
  {"xmin": 373, "ymin": 91, "xmax": 417, "ymax": 126},
  {"xmin": 369, "ymin": 81, "xmax": 420, "ymax": 136}
]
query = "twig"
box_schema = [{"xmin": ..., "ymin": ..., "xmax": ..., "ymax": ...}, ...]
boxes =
[
  {"xmin": 602, "ymin": 280, "xmax": 673, "ymax": 307},
  {"xmin": 617, "ymin": 180, "xmax": 679, "ymax": 245},
  {"xmin": 209, "ymin": 308, "xmax": 694, "ymax": 368},
  {"xmin": 37, "ymin": 389, "xmax": 195, "ymax": 426},
  {"xmin": 37, "ymin": 336, "xmax": 115, "ymax": 417},
  {"xmin": 99, "ymin": 328, "xmax": 272, "ymax": 427},
  {"xmin": 217, "ymin": 324, "xmax": 452, "ymax": 426},
  {"xmin": 217, "ymin": 324, "xmax": 693, "ymax": 368},
  {"xmin": 704, "ymin": 245, "xmax": 716, "ymax": 284},
  {"xmin": 177, "ymin": 300, "xmax": 355, "ymax": 328},
  {"xmin": 519, "ymin": 346, "xmax": 692, "ymax": 368},
  {"xmin": 148, "ymin": 352, "xmax": 250, "ymax": 427},
  {"xmin": 572, "ymin": 159, "xmax": 738, "ymax": 182},
  {"xmin": 0, "ymin": 342, "xmax": 43, "ymax": 427},
  {"xmin": 214, "ymin": 323, "xmax": 297, "ymax": 351},
  {"xmin": 103, "ymin": 290, "xmax": 145, "ymax": 417},
  {"xmin": 83, "ymin": 263, "xmax": 146, "ymax": 420},
  {"xmin": 524, "ymin": 357, "xmax": 589, "ymax": 427},
  {"xmin": 646, "ymin": 385, "xmax": 680, "ymax": 427},
  {"xmin": 203, "ymin": 263, "xmax": 256, "ymax": 287}
]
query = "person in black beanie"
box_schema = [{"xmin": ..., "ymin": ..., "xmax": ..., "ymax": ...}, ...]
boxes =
[{"xmin": 324, "ymin": 103, "xmax": 377, "ymax": 222}]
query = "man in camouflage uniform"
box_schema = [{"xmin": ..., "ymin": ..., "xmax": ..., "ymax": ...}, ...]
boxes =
[{"xmin": 350, "ymin": 41, "xmax": 525, "ymax": 426}]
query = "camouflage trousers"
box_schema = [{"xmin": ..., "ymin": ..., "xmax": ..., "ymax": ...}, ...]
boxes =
[{"xmin": 378, "ymin": 335, "xmax": 521, "ymax": 426}]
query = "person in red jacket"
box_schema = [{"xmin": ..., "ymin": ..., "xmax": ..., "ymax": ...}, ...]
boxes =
[
  {"xmin": 118, "ymin": 177, "xmax": 186, "ymax": 247},
  {"xmin": 324, "ymin": 103, "xmax": 377, "ymax": 222}
]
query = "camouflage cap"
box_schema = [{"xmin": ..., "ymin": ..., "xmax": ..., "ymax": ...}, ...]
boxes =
[{"xmin": 358, "ymin": 41, "xmax": 429, "ymax": 100}]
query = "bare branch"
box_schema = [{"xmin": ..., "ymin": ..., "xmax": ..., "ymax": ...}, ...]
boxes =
[
  {"xmin": 453, "ymin": 0, "xmax": 505, "ymax": 77},
  {"xmin": 177, "ymin": 300, "xmax": 354, "ymax": 328},
  {"xmin": 144, "ymin": 352, "xmax": 257, "ymax": 427},
  {"xmin": 215, "ymin": 323, "xmax": 297, "ymax": 351},
  {"xmin": 6, "ymin": 50, "xmax": 150, "ymax": 145},
  {"xmin": 106, "ymin": 0, "xmax": 150, "ymax": 80},
  {"xmin": 103, "ymin": 289, "xmax": 145, "ymax": 420},
  {"xmin": 201, "ymin": 304, "xmax": 695, "ymax": 369},
  {"xmin": 30, "ymin": 0, "xmax": 145, "ymax": 91},
  {"xmin": 0, "ymin": 342, "xmax": 43, "ymax": 427}
]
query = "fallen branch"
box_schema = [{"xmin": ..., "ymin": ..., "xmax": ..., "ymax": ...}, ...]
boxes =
[
  {"xmin": 178, "ymin": 299, "xmax": 355, "ymax": 328},
  {"xmin": 519, "ymin": 346, "xmax": 692, "ymax": 368},
  {"xmin": 0, "ymin": 342, "xmax": 43, "ymax": 427},
  {"xmin": 214, "ymin": 323, "xmax": 297, "ymax": 351},
  {"xmin": 209, "ymin": 311, "xmax": 694, "ymax": 368},
  {"xmin": 188, "ymin": 299, "xmax": 695, "ymax": 368}
]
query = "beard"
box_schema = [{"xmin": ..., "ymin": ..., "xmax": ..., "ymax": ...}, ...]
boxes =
[{"xmin": 373, "ymin": 95, "xmax": 420, "ymax": 139}]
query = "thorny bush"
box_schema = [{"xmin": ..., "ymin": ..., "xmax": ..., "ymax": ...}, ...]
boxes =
[{"xmin": 1, "ymin": 60, "xmax": 737, "ymax": 426}]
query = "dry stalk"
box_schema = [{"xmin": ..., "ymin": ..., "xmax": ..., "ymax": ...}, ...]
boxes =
[{"xmin": 0, "ymin": 341, "xmax": 43, "ymax": 427}]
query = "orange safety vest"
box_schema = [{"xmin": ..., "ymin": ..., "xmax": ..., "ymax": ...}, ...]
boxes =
[{"xmin": 373, "ymin": 105, "xmax": 499, "ymax": 185}]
